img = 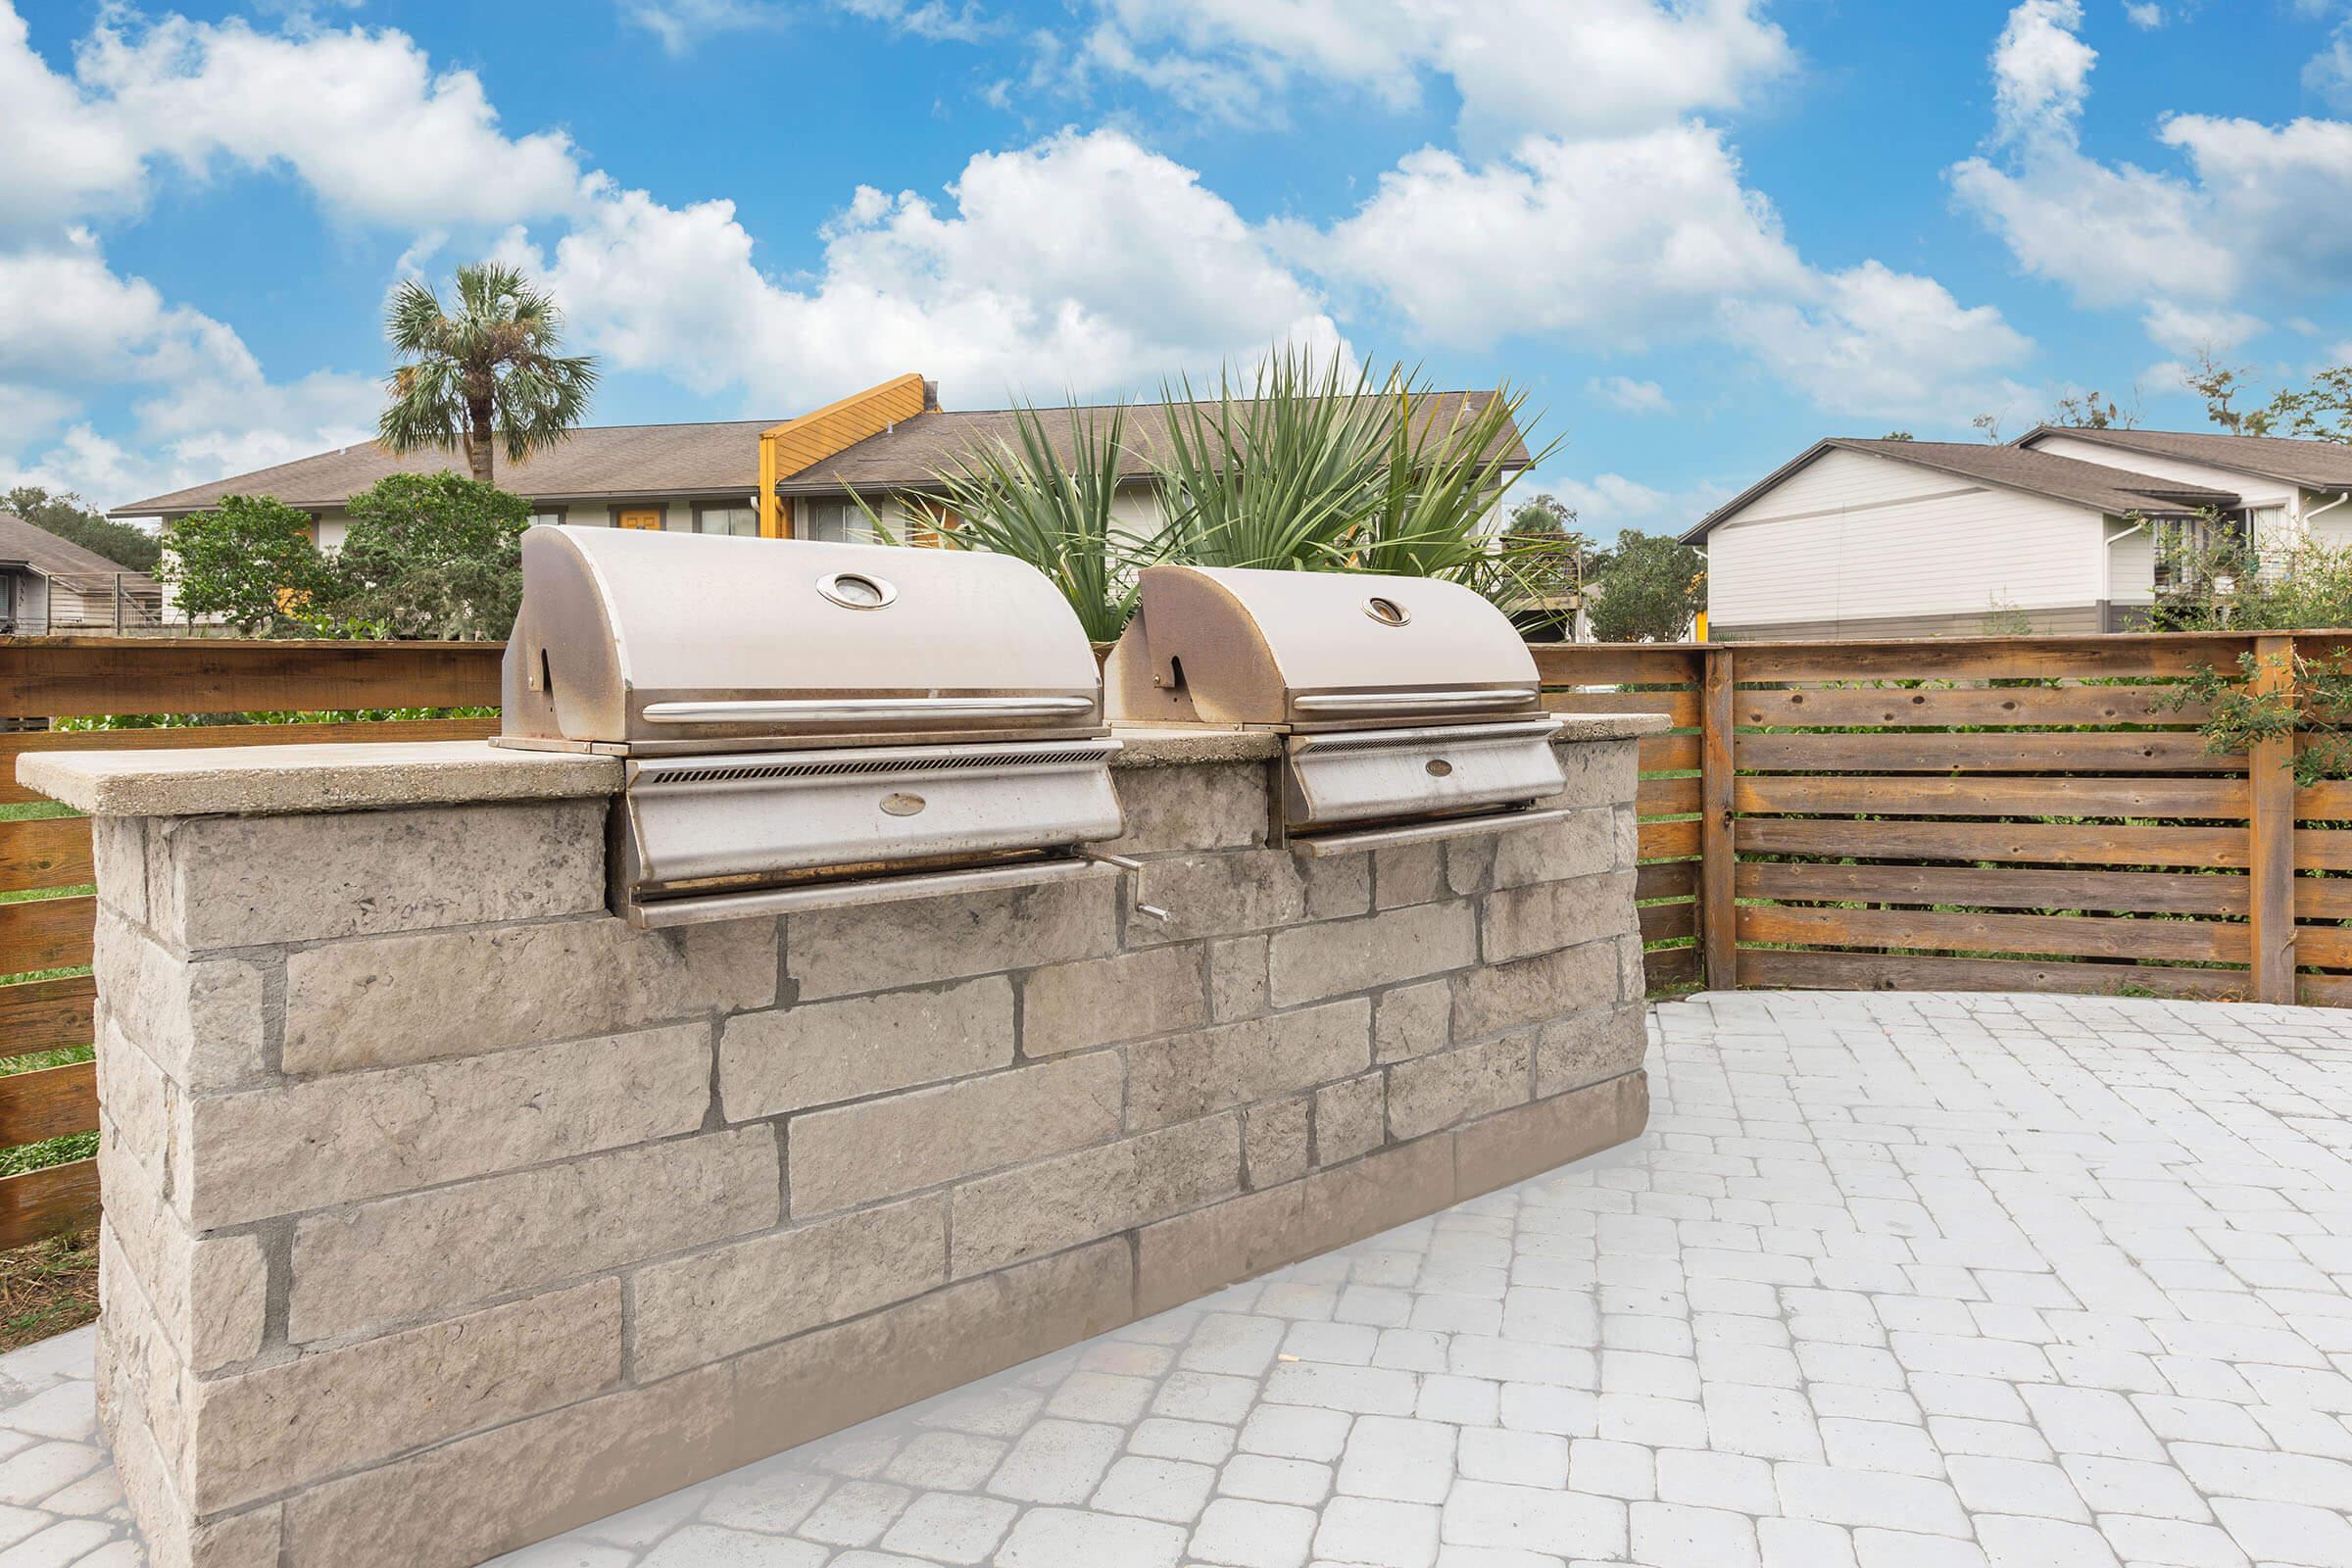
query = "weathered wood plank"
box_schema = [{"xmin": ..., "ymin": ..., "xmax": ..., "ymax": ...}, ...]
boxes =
[
  {"xmin": 0, "ymin": 636, "xmax": 501, "ymax": 718},
  {"xmin": 1736, "ymin": 817, "xmax": 2247, "ymax": 868},
  {"xmin": 1732, "ymin": 635, "xmax": 2249, "ymax": 684},
  {"xmin": 1638, "ymin": 818, "xmax": 1701, "ymax": 861},
  {"xmin": 1736, "ymin": 731, "xmax": 2241, "ymax": 774},
  {"xmin": 2292, "ymin": 971, "xmax": 2352, "ymax": 1005},
  {"xmin": 2295, "ymin": 780, "xmax": 2352, "ymax": 820},
  {"xmin": 1734, "ymin": 774, "xmax": 2246, "ymax": 820},
  {"xmin": 2294, "ymin": 831, "xmax": 2352, "ymax": 871},
  {"xmin": 1636, "ymin": 860, "xmax": 1696, "ymax": 903},
  {"xmin": 0, "ymin": 716, "xmax": 501, "ymax": 804},
  {"xmin": 2294, "ymin": 877, "xmax": 2352, "ymax": 920},
  {"xmin": 1739, "ymin": 948, "xmax": 2247, "ymax": 1001},
  {"xmin": 1639, "ymin": 776, "xmax": 1700, "ymax": 817},
  {"xmin": 1737, "ymin": 860, "xmax": 2247, "ymax": 916},
  {"xmin": 1698, "ymin": 649, "xmax": 1736, "ymax": 991},
  {"xmin": 1642, "ymin": 944, "xmax": 1699, "ymax": 993},
  {"xmin": 0, "ymin": 816, "xmax": 92, "ymax": 893},
  {"xmin": 0, "ymin": 896, "xmax": 95, "ymax": 977},
  {"xmin": 1639, "ymin": 734, "xmax": 1698, "ymax": 774},
  {"xmin": 1528, "ymin": 646, "xmax": 1703, "ymax": 686},
  {"xmin": 0, "ymin": 1157, "xmax": 98, "ymax": 1250},
  {"xmin": 2248, "ymin": 635, "xmax": 2298, "ymax": 1001},
  {"xmin": 1736, "ymin": 683, "xmax": 2206, "ymax": 729},
  {"xmin": 0, "ymin": 1061, "xmax": 96, "ymax": 1147},
  {"xmin": 1544, "ymin": 690, "xmax": 1699, "ymax": 724},
  {"xmin": 1640, "ymin": 902, "xmax": 1695, "ymax": 944},
  {"xmin": 0, "ymin": 976, "xmax": 95, "ymax": 1055},
  {"xmin": 2291, "ymin": 924, "xmax": 2352, "ymax": 970},
  {"xmin": 1739, "ymin": 903, "xmax": 2242, "ymax": 963}
]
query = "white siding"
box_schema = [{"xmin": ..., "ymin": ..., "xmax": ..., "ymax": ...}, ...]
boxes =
[
  {"xmin": 2105, "ymin": 519, "xmax": 2154, "ymax": 605},
  {"xmin": 2025, "ymin": 434, "xmax": 2299, "ymax": 514},
  {"xmin": 1706, "ymin": 449, "xmax": 2104, "ymax": 627},
  {"xmin": 2302, "ymin": 489, "xmax": 2352, "ymax": 547}
]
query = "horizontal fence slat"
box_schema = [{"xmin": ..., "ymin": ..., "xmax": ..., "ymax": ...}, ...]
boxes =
[
  {"xmin": 2294, "ymin": 925, "xmax": 2352, "ymax": 970},
  {"xmin": 1737, "ymin": 732, "xmax": 2240, "ymax": 774},
  {"xmin": 1734, "ymin": 774, "xmax": 2248, "ymax": 821},
  {"xmin": 1737, "ymin": 860, "xmax": 2248, "ymax": 916},
  {"xmin": 0, "ymin": 896, "xmax": 96, "ymax": 977},
  {"xmin": 1730, "ymin": 635, "xmax": 2248, "ymax": 683},
  {"xmin": 1544, "ymin": 690, "xmax": 1699, "ymax": 724},
  {"xmin": 1636, "ymin": 860, "xmax": 1696, "ymax": 903},
  {"xmin": 0, "ymin": 975, "xmax": 96, "ymax": 1055},
  {"xmin": 0, "ymin": 636, "xmax": 501, "ymax": 717},
  {"xmin": 1639, "ymin": 902, "xmax": 1695, "ymax": 944},
  {"xmin": 0, "ymin": 1061, "xmax": 96, "ymax": 1147},
  {"xmin": 0, "ymin": 716, "xmax": 502, "ymax": 804},
  {"xmin": 2295, "ymin": 831, "xmax": 2352, "ymax": 871},
  {"xmin": 1642, "ymin": 945, "xmax": 1698, "ymax": 993},
  {"xmin": 0, "ymin": 816, "xmax": 93, "ymax": 893},
  {"xmin": 1638, "ymin": 819, "xmax": 1700, "ymax": 861},
  {"xmin": 2300, "ymin": 781, "xmax": 2352, "ymax": 821},
  {"xmin": 1736, "ymin": 817, "xmax": 2248, "ymax": 868},
  {"xmin": 1737, "ymin": 948, "xmax": 2248, "ymax": 1001},
  {"xmin": 0, "ymin": 1157, "xmax": 98, "ymax": 1250},
  {"xmin": 1736, "ymin": 684, "xmax": 2206, "ymax": 729},
  {"xmin": 1639, "ymin": 734, "xmax": 1698, "ymax": 774},
  {"xmin": 1638, "ymin": 776, "xmax": 1700, "ymax": 818},
  {"xmin": 1529, "ymin": 646, "xmax": 1703, "ymax": 685},
  {"xmin": 1739, "ymin": 903, "xmax": 2244, "ymax": 964},
  {"xmin": 2294, "ymin": 878, "xmax": 2352, "ymax": 920}
]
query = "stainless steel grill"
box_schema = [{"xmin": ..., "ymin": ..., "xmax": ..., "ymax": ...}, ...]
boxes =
[
  {"xmin": 1104, "ymin": 564, "xmax": 1567, "ymax": 853},
  {"xmin": 495, "ymin": 525, "xmax": 1124, "ymax": 925}
]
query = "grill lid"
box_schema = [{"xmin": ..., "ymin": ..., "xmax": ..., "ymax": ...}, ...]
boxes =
[
  {"xmin": 500, "ymin": 525, "xmax": 1105, "ymax": 754},
  {"xmin": 1104, "ymin": 564, "xmax": 1542, "ymax": 730}
]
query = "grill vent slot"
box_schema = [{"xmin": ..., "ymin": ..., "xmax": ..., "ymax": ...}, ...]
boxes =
[{"xmin": 642, "ymin": 747, "xmax": 1112, "ymax": 787}]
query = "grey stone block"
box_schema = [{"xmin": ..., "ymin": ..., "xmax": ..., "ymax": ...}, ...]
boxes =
[
  {"xmin": 1386, "ymin": 1035, "xmax": 1533, "ymax": 1142},
  {"xmin": 1482, "ymin": 869, "xmax": 1639, "ymax": 965},
  {"xmin": 1108, "ymin": 764, "xmax": 1269, "ymax": 855},
  {"xmin": 1267, "ymin": 902, "xmax": 1477, "ymax": 1008},
  {"xmin": 948, "ymin": 1116, "xmax": 1242, "ymax": 1277},
  {"xmin": 789, "ymin": 875, "xmax": 1118, "ymax": 999},
  {"xmin": 721, "ymin": 976, "xmax": 1014, "ymax": 1118},
  {"xmin": 1128, "ymin": 1001, "xmax": 1370, "ymax": 1131},
  {"xmin": 1023, "ymin": 948, "xmax": 1205, "ymax": 1056}
]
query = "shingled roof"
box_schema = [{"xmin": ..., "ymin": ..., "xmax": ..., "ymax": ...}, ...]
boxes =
[
  {"xmin": 2015, "ymin": 425, "xmax": 2352, "ymax": 490},
  {"xmin": 0, "ymin": 511, "xmax": 161, "ymax": 581},
  {"xmin": 112, "ymin": 392, "xmax": 1530, "ymax": 517},
  {"xmin": 1684, "ymin": 438, "xmax": 2242, "ymax": 542}
]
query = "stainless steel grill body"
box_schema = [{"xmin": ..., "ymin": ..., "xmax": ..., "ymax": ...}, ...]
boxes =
[
  {"xmin": 1104, "ymin": 564, "xmax": 1565, "ymax": 851},
  {"xmin": 495, "ymin": 526, "xmax": 1122, "ymax": 925}
]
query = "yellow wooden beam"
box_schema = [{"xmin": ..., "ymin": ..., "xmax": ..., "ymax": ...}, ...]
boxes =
[{"xmin": 759, "ymin": 373, "xmax": 929, "ymax": 483}]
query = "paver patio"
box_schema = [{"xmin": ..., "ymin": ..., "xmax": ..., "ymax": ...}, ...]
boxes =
[{"xmin": 5, "ymin": 988, "xmax": 2352, "ymax": 1567}]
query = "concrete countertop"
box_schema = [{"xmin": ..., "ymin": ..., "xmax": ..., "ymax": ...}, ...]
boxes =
[{"xmin": 19, "ymin": 711, "xmax": 1671, "ymax": 817}]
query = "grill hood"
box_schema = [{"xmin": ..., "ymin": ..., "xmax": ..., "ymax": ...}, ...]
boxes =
[
  {"xmin": 1105, "ymin": 564, "xmax": 1564, "ymax": 854},
  {"xmin": 501, "ymin": 525, "xmax": 1105, "ymax": 755}
]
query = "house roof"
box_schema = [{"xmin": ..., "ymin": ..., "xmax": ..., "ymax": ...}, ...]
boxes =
[
  {"xmin": 0, "ymin": 511, "xmax": 162, "ymax": 583},
  {"xmin": 2013, "ymin": 424, "xmax": 2352, "ymax": 490},
  {"xmin": 110, "ymin": 417, "xmax": 783, "ymax": 518},
  {"xmin": 111, "ymin": 391, "xmax": 1531, "ymax": 516},
  {"xmin": 774, "ymin": 390, "xmax": 1531, "ymax": 496},
  {"xmin": 1683, "ymin": 437, "xmax": 2242, "ymax": 543}
]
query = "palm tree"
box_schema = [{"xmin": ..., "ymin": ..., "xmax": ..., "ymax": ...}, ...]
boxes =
[{"xmin": 377, "ymin": 263, "xmax": 598, "ymax": 487}]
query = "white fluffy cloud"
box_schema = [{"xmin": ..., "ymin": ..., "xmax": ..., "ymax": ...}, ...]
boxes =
[
  {"xmin": 622, "ymin": 0, "xmax": 987, "ymax": 56},
  {"xmin": 511, "ymin": 130, "xmax": 1346, "ymax": 409},
  {"xmin": 1530, "ymin": 470, "xmax": 1731, "ymax": 536},
  {"xmin": 1589, "ymin": 376, "xmax": 1672, "ymax": 415},
  {"xmin": 1722, "ymin": 262, "xmax": 2034, "ymax": 422},
  {"xmin": 1952, "ymin": 0, "xmax": 2352, "ymax": 346},
  {"xmin": 2141, "ymin": 301, "xmax": 2266, "ymax": 357},
  {"xmin": 1075, "ymin": 0, "xmax": 1792, "ymax": 143}
]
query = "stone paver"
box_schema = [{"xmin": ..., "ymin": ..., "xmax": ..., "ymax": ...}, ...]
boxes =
[{"xmin": 9, "ymin": 989, "xmax": 2352, "ymax": 1565}]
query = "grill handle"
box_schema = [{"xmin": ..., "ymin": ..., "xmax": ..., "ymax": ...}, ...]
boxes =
[
  {"xmin": 1291, "ymin": 689, "xmax": 1538, "ymax": 715},
  {"xmin": 642, "ymin": 695, "xmax": 1096, "ymax": 724}
]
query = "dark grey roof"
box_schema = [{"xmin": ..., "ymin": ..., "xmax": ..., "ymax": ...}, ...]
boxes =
[
  {"xmin": 776, "ymin": 391, "xmax": 1531, "ymax": 497},
  {"xmin": 113, "ymin": 392, "xmax": 1531, "ymax": 516},
  {"xmin": 111, "ymin": 418, "xmax": 781, "ymax": 517},
  {"xmin": 2014, "ymin": 425, "xmax": 2352, "ymax": 490},
  {"xmin": 0, "ymin": 512, "xmax": 161, "ymax": 584},
  {"xmin": 1684, "ymin": 438, "xmax": 2242, "ymax": 543}
]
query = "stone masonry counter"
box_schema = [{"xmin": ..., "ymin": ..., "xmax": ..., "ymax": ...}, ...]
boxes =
[{"xmin": 25, "ymin": 718, "xmax": 1662, "ymax": 1568}]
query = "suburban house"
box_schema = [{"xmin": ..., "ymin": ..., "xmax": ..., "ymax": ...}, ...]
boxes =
[
  {"xmin": 112, "ymin": 372, "xmax": 1529, "ymax": 549},
  {"xmin": 0, "ymin": 511, "xmax": 165, "ymax": 635},
  {"xmin": 1685, "ymin": 428, "xmax": 2352, "ymax": 640}
]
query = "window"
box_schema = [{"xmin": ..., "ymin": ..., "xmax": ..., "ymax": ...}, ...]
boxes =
[
  {"xmin": 527, "ymin": 507, "xmax": 566, "ymax": 528},
  {"xmin": 694, "ymin": 503, "xmax": 760, "ymax": 538},
  {"xmin": 612, "ymin": 507, "xmax": 664, "ymax": 531},
  {"xmin": 801, "ymin": 499, "xmax": 878, "ymax": 544}
]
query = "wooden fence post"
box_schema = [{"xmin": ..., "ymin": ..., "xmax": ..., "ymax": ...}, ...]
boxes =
[
  {"xmin": 2248, "ymin": 633, "xmax": 2298, "ymax": 1004},
  {"xmin": 1699, "ymin": 646, "xmax": 1737, "ymax": 991}
]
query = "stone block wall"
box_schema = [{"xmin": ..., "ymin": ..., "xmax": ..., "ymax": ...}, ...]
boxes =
[{"xmin": 81, "ymin": 739, "xmax": 1650, "ymax": 1568}]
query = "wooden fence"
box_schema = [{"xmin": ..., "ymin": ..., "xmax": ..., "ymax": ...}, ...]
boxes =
[
  {"xmin": 1533, "ymin": 630, "xmax": 2352, "ymax": 1006},
  {"xmin": 0, "ymin": 636, "xmax": 503, "ymax": 1250}
]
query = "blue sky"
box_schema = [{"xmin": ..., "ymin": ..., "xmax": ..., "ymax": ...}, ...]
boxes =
[{"xmin": 3, "ymin": 0, "xmax": 2350, "ymax": 529}]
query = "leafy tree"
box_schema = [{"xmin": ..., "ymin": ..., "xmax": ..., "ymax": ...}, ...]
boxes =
[
  {"xmin": 1970, "ymin": 414, "xmax": 2003, "ymax": 443},
  {"xmin": 1879, "ymin": 431, "xmax": 1914, "ymax": 441},
  {"xmin": 159, "ymin": 497, "xmax": 337, "ymax": 635},
  {"xmin": 2185, "ymin": 353, "xmax": 2352, "ymax": 442},
  {"xmin": 378, "ymin": 262, "xmax": 599, "ymax": 486},
  {"xmin": 2, "ymin": 485, "xmax": 162, "ymax": 572},
  {"xmin": 1587, "ymin": 530, "xmax": 1704, "ymax": 643},
  {"xmin": 2050, "ymin": 390, "xmax": 2134, "ymax": 429},
  {"xmin": 332, "ymin": 473, "xmax": 531, "ymax": 639}
]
